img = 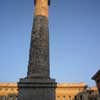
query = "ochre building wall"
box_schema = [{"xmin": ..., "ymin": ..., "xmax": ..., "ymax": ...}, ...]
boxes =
[
  {"xmin": 56, "ymin": 83, "xmax": 87, "ymax": 100},
  {"xmin": 0, "ymin": 82, "xmax": 88, "ymax": 100}
]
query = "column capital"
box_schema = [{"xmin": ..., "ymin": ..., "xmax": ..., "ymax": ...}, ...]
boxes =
[{"xmin": 34, "ymin": 0, "xmax": 50, "ymax": 17}]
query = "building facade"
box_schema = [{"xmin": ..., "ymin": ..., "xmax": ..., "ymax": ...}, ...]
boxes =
[
  {"xmin": 56, "ymin": 83, "xmax": 87, "ymax": 100},
  {"xmin": 0, "ymin": 82, "xmax": 99, "ymax": 100},
  {"xmin": 0, "ymin": 83, "xmax": 17, "ymax": 100},
  {"xmin": 75, "ymin": 87, "xmax": 100, "ymax": 100}
]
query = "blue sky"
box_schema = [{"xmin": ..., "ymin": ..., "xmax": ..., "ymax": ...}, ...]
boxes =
[{"xmin": 0, "ymin": 0, "xmax": 100, "ymax": 87}]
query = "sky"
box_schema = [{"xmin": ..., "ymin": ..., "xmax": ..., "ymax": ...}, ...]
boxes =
[{"xmin": 0, "ymin": 0, "xmax": 100, "ymax": 87}]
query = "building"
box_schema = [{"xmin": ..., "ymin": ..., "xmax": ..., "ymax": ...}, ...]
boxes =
[
  {"xmin": 0, "ymin": 83, "xmax": 17, "ymax": 100},
  {"xmin": 56, "ymin": 83, "xmax": 87, "ymax": 100},
  {"xmin": 92, "ymin": 70, "xmax": 100, "ymax": 94},
  {"xmin": 75, "ymin": 86, "xmax": 100, "ymax": 100},
  {"xmin": 0, "ymin": 82, "xmax": 99, "ymax": 100}
]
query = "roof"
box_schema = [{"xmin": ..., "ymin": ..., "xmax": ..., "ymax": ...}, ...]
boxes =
[
  {"xmin": 57, "ymin": 82, "xmax": 87, "ymax": 88},
  {"xmin": 0, "ymin": 83, "xmax": 17, "ymax": 88},
  {"xmin": 92, "ymin": 70, "xmax": 100, "ymax": 80}
]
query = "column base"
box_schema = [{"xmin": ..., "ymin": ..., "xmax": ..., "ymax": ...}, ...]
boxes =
[{"xmin": 17, "ymin": 78, "xmax": 57, "ymax": 100}]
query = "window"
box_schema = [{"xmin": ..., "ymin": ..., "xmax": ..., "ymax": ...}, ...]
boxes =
[
  {"xmin": 10, "ymin": 96, "xmax": 13, "ymax": 100},
  {"xmin": 15, "ymin": 96, "xmax": 18, "ymax": 100},
  {"xmin": 57, "ymin": 96, "xmax": 60, "ymax": 100},
  {"xmin": 69, "ymin": 96, "xmax": 71, "ymax": 100},
  {"xmin": 75, "ymin": 96, "xmax": 77, "ymax": 100},
  {"xmin": 80, "ymin": 95, "xmax": 83, "ymax": 100},
  {"xmin": 63, "ymin": 96, "xmax": 66, "ymax": 100},
  {"xmin": 1, "ymin": 96, "xmax": 6, "ymax": 100}
]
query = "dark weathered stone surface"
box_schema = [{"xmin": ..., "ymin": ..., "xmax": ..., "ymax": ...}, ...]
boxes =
[
  {"xmin": 17, "ymin": 15, "xmax": 56, "ymax": 100},
  {"xmin": 18, "ymin": 78, "xmax": 56, "ymax": 100},
  {"xmin": 18, "ymin": 1, "xmax": 56, "ymax": 100},
  {"xmin": 27, "ymin": 16, "xmax": 50, "ymax": 79}
]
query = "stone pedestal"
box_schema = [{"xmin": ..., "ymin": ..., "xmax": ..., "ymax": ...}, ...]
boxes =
[{"xmin": 18, "ymin": 78, "xmax": 56, "ymax": 100}]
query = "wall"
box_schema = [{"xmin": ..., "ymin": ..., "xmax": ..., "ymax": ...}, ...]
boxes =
[{"xmin": 0, "ymin": 82, "xmax": 99, "ymax": 100}]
